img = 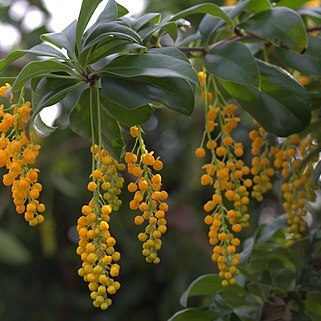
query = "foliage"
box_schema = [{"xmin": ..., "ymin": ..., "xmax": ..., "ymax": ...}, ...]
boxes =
[{"xmin": 169, "ymin": 218, "xmax": 321, "ymax": 321}]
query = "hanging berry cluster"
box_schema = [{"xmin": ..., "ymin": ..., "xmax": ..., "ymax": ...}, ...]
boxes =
[
  {"xmin": 74, "ymin": 82, "xmax": 170, "ymax": 309},
  {"xmin": 196, "ymin": 71, "xmax": 251, "ymax": 286},
  {"xmin": 250, "ymin": 128, "xmax": 316, "ymax": 244},
  {"xmin": 76, "ymin": 144, "xmax": 123, "ymax": 310},
  {"xmin": 0, "ymin": 83, "xmax": 45, "ymax": 226},
  {"xmin": 125, "ymin": 126, "xmax": 168, "ymax": 264}
]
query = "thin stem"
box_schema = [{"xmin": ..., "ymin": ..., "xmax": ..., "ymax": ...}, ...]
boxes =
[
  {"xmin": 89, "ymin": 86, "xmax": 95, "ymax": 173},
  {"xmin": 138, "ymin": 126, "xmax": 148, "ymax": 154},
  {"xmin": 178, "ymin": 25, "xmax": 321, "ymax": 54},
  {"xmin": 96, "ymin": 85, "xmax": 102, "ymax": 167}
]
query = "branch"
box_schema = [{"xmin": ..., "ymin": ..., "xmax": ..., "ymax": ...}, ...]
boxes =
[{"xmin": 178, "ymin": 25, "xmax": 321, "ymax": 55}]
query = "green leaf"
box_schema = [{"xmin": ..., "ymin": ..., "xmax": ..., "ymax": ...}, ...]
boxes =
[
  {"xmin": 0, "ymin": 44, "xmax": 65, "ymax": 73},
  {"xmin": 69, "ymin": 89, "xmax": 124, "ymax": 159},
  {"xmin": 33, "ymin": 113, "xmax": 57, "ymax": 135},
  {"xmin": 169, "ymin": 3, "xmax": 233, "ymax": 29},
  {"xmin": 198, "ymin": 1, "xmax": 250, "ymax": 45},
  {"xmin": 102, "ymin": 47, "xmax": 199, "ymax": 85},
  {"xmin": 0, "ymin": 77, "xmax": 16, "ymax": 86},
  {"xmin": 0, "ymin": 228, "xmax": 31, "ymax": 265},
  {"xmin": 12, "ymin": 60, "xmax": 74, "ymax": 92},
  {"xmin": 305, "ymin": 293, "xmax": 321, "ymax": 321},
  {"xmin": 84, "ymin": 22, "xmax": 142, "ymax": 48},
  {"xmin": 96, "ymin": 0, "xmax": 117, "ymax": 23},
  {"xmin": 129, "ymin": 13, "xmax": 161, "ymax": 30},
  {"xmin": 246, "ymin": 282, "xmax": 275, "ymax": 301},
  {"xmin": 168, "ymin": 308, "xmax": 215, "ymax": 321},
  {"xmin": 86, "ymin": 41, "xmax": 146, "ymax": 65},
  {"xmin": 205, "ymin": 41, "xmax": 260, "ymax": 87},
  {"xmin": 299, "ymin": 7, "xmax": 321, "ymax": 22},
  {"xmin": 240, "ymin": 7, "xmax": 307, "ymax": 53},
  {"xmin": 277, "ymin": 35, "xmax": 321, "ymax": 76},
  {"xmin": 180, "ymin": 274, "xmax": 246, "ymax": 308},
  {"xmin": 76, "ymin": 0, "xmax": 103, "ymax": 50},
  {"xmin": 31, "ymin": 78, "xmax": 84, "ymax": 118},
  {"xmin": 116, "ymin": 2, "xmax": 129, "ymax": 18},
  {"xmin": 100, "ymin": 92, "xmax": 153, "ymax": 126},
  {"xmin": 277, "ymin": 0, "xmax": 310, "ymax": 9},
  {"xmin": 41, "ymin": 20, "xmax": 77, "ymax": 57},
  {"xmin": 246, "ymin": 0, "xmax": 272, "ymax": 13},
  {"xmin": 101, "ymin": 76, "xmax": 195, "ymax": 116},
  {"xmin": 158, "ymin": 21, "xmax": 178, "ymax": 42},
  {"xmin": 255, "ymin": 216, "xmax": 287, "ymax": 244},
  {"xmin": 220, "ymin": 60, "xmax": 311, "ymax": 136}
]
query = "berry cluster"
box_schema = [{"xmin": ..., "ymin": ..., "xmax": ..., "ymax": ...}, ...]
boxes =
[
  {"xmin": 0, "ymin": 83, "xmax": 45, "ymax": 226},
  {"xmin": 249, "ymin": 127, "xmax": 274, "ymax": 202},
  {"xmin": 77, "ymin": 145, "xmax": 123, "ymax": 309},
  {"xmin": 125, "ymin": 126, "xmax": 168, "ymax": 264},
  {"xmin": 271, "ymin": 135, "xmax": 315, "ymax": 243},
  {"xmin": 196, "ymin": 72, "xmax": 251, "ymax": 285}
]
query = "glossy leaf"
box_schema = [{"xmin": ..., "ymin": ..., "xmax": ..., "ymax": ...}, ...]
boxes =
[
  {"xmin": 168, "ymin": 308, "xmax": 215, "ymax": 321},
  {"xmin": 122, "ymin": 13, "xmax": 160, "ymax": 31},
  {"xmin": 12, "ymin": 60, "xmax": 74, "ymax": 92},
  {"xmin": 86, "ymin": 41, "xmax": 146, "ymax": 65},
  {"xmin": 198, "ymin": 1, "xmax": 249, "ymax": 45},
  {"xmin": 169, "ymin": 3, "xmax": 233, "ymax": 29},
  {"xmin": 102, "ymin": 47, "xmax": 199, "ymax": 85},
  {"xmin": 96, "ymin": 0, "xmax": 117, "ymax": 23},
  {"xmin": 0, "ymin": 44, "xmax": 65, "ymax": 73},
  {"xmin": 0, "ymin": 228, "xmax": 31, "ymax": 265},
  {"xmin": 180, "ymin": 274, "xmax": 247, "ymax": 308},
  {"xmin": 0, "ymin": 77, "xmax": 16, "ymax": 86},
  {"xmin": 33, "ymin": 113, "xmax": 57, "ymax": 135},
  {"xmin": 277, "ymin": 35, "xmax": 321, "ymax": 76},
  {"xmin": 41, "ymin": 20, "xmax": 77, "ymax": 57},
  {"xmin": 32, "ymin": 78, "xmax": 84, "ymax": 118},
  {"xmin": 205, "ymin": 41, "xmax": 260, "ymax": 87},
  {"xmin": 100, "ymin": 92, "xmax": 153, "ymax": 126},
  {"xmin": 277, "ymin": 0, "xmax": 310, "ymax": 9},
  {"xmin": 101, "ymin": 76, "xmax": 195, "ymax": 116},
  {"xmin": 76, "ymin": 0, "xmax": 103, "ymax": 49},
  {"xmin": 246, "ymin": 0, "xmax": 271, "ymax": 13},
  {"xmin": 299, "ymin": 7, "xmax": 321, "ymax": 22},
  {"xmin": 158, "ymin": 21, "xmax": 178, "ymax": 42},
  {"xmin": 223, "ymin": 60, "xmax": 310, "ymax": 136},
  {"xmin": 220, "ymin": 60, "xmax": 311, "ymax": 136},
  {"xmin": 83, "ymin": 22, "xmax": 142, "ymax": 48},
  {"xmin": 240, "ymin": 7, "xmax": 307, "ymax": 53},
  {"xmin": 69, "ymin": 89, "xmax": 124, "ymax": 159},
  {"xmin": 305, "ymin": 293, "xmax": 321, "ymax": 321}
]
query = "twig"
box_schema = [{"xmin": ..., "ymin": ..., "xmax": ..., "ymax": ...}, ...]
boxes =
[{"xmin": 178, "ymin": 25, "xmax": 321, "ymax": 55}]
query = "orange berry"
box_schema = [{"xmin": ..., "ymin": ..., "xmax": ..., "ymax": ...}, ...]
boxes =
[
  {"xmin": 130, "ymin": 126, "xmax": 139, "ymax": 138},
  {"xmin": 87, "ymin": 181, "xmax": 97, "ymax": 192},
  {"xmin": 134, "ymin": 215, "xmax": 144, "ymax": 225},
  {"xmin": 142, "ymin": 153, "xmax": 155, "ymax": 166},
  {"xmin": 153, "ymin": 160, "xmax": 163, "ymax": 171},
  {"xmin": 195, "ymin": 147, "xmax": 206, "ymax": 158},
  {"xmin": 201, "ymin": 174, "xmax": 213, "ymax": 186},
  {"xmin": 216, "ymin": 146, "xmax": 226, "ymax": 157}
]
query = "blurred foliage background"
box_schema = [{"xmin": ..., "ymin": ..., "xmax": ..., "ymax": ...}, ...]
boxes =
[{"xmin": 0, "ymin": 1, "xmax": 320, "ymax": 321}]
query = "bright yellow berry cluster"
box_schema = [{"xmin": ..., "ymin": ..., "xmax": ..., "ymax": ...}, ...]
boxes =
[
  {"xmin": 0, "ymin": 83, "xmax": 45, "ymax": 226},
  {"xmin": 196, "ymin": 72, "xmax": 251, "ymax": 285},
  {"xmin": 271, "ymin": 135, "xmax": 315, "ymax": 243},
  {"xmin": 125, "ymin": 126, "xmax": 168, "ymax": 264},
  {"xmin": 77, "ymin": 145, "xmax": 123, "ymax": 309},
  {"xmin": 249, "ymin": 127, "xmax": 274, "ymax": 202},
  {"xmin": 89, "ymin": 145, "xmax": 125, "ymax": 211}
]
